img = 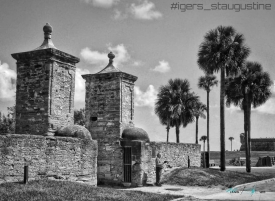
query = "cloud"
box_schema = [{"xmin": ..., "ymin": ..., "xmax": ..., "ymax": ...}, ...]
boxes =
[
  {"xmin": 80, "ymin": 0, "xmax": 119, "ymax": 8},
  {"xmin": 132, "ymin": 60, "xmax": 144, "ymax": 67},
  {"xmin": 130, "ymin": 0, "xmax": 162, "ymax": 20},
  {"xmin": 134, "ymin": 85, "xmax": 157, "ymax": 108},
  {"xmin": 74, "ymin": 68, "xmax": 90, "ymax": 104},
  {"xmin": 112, "ymin": 9, "xmax": 127, "ymax": 20},
  {"xmin": 253, "ymin": 99, "xmax": 275, "ymax": 114},
  {"xmin": 151, "ymin": 60, "xmax": 171, "ymax": 73},
  {"xmin": 80, "ymin": 44, "xmax": 130, "ymax": 68},
  {"xmin": 226, "ymin": 105, "xmax": 241, "ymax": 113},
  {"xmin": 0, "ymin": 62, "xmax": 16, "ymax": 101}
]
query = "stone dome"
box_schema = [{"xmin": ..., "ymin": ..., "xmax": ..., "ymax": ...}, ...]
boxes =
[{"xmin": 122, "ymin": 127, "xmax": 150, "ymax": 142}]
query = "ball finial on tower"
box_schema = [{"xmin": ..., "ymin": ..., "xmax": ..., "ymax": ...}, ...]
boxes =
[
  {"xmin": 108, "ymin": 52, "xmax": 115, "ymax": 60},
  {"xmin": 43, "ymin": 23, "xmax": 53, "ymax": 39}
]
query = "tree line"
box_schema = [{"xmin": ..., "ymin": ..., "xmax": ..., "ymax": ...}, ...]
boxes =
[{"xmin": 154, "ymin": 26, "xmax": 272, "ymax": 173}]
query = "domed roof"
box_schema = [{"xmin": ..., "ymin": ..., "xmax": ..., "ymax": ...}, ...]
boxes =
[{"xmin": 122, "ymin": 127, "xmax": 150, "ymax": 142}]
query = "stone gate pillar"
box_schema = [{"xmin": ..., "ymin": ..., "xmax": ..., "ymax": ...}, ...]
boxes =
[
  {"xmin": 82, "ymin": 52, "xmax": 137, "ymax": 183},
  {"xmin": 11, "ymin": 23, "xmax": 79, "ymax": 135}
]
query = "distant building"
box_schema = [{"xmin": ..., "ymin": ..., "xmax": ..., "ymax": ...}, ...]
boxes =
[{"xmin": 240, "ymin": 133, "xmax": 275, "ymax": 151}]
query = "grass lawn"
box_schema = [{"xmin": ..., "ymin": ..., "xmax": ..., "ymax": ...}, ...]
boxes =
[
  {"xmin": 0, "ymin": 180, "xmax": 182, "ymax": 201},
  {"xmin": 161, "ymin": 167, "xmax": 275, "ymax": 188}
]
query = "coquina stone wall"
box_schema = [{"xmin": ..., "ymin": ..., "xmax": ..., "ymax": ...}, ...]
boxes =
[
  {"xmin": 0, "ymin": 134, "xmax": 97, "ymax": 186},
  {"xmin": 142, "ymin": 142, "xmax": 201, "ymax": 184},
  {"xmin": 122, "ymin": 140, "xmax": 201, "ymax": 186}
]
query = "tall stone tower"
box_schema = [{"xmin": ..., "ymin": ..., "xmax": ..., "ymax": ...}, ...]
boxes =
[
  {"xmin": 82, "ymin": 52, "xmax": 137, "ymax": 183},
  {"xmin": 12, "ymin": 23, "xmax": 79, "ymax": 135}
]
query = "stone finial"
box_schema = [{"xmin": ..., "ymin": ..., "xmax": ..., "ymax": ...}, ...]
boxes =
[
  {"xmin": 107, "ymin": 52, "xmax": 115, "ymax": 66},
  {"xmin": 34, "ymin": 23, "xmax": 56, "ymax": 50},
  {"xmin": 43, "ymin": 23, "xmax": 53, "ymax": 39},
  {"xmin": 95, "ymin": 51, "xmax": 122, "ymax": 74}
]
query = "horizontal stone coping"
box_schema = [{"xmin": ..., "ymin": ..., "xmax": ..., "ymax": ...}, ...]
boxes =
[
  {"xmin": 11, "ymin": 48, "xmax": 79, "ymax": 64},
  {"xmin": 82, "ymin": 71, "xmax": 137, "ymax": 81},
  {"xmin": 149, "ymin": 141, "xmax": 201, "ymax": 146},
  {"xmin": 0, "ymin": 133, "xmax": 96, "ymax": 142}
]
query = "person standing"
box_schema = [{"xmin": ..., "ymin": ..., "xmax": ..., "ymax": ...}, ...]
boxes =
[{"xmin": 155, "ymin": 153, "xmax": 165, "ymax": 186}]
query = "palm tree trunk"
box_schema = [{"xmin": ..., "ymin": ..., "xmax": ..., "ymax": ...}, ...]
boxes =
[
  {"xmin": 247, "ymin": 97, "xmax": 251, "ymax": 172},
  {"xmin": 195, "ymin": 117, "xmax": 199, "ymax": 144},
  {"xmin": 220, "ymin": 67, "xmax": 226, "ymax": 171},
  {"xmin": 207, "ymin": 90, "xmax": 210, "ymax": 168},
  {"xmin": 244, "ymin": 89, "xmax": 250, "ymax": 172},
  {"xmin": 176, "ymin": 121, "xmax": 180, "ymax": 143},
  {"xmin": 166, "ymin": 126, "xmax": 170, "ymax": 143},
  {"xmin": 230, "ymin": 140, "xmax": 232, "ymax": 151},
  {"xmin": 203, "ymin": 140, "xmax": 206, "ymax": 168}
]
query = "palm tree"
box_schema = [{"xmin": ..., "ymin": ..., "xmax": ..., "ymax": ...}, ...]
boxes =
[
  {"xmin": 228, "ymin": 137, "xmax": 234, "ymax": 151},
  {"xmin": 198, "ymin": 74, "xmax": 218, "ymax": 167},
  {"xmin": 225, "ymin": 61, "xmax": 272, "ymax": 172},
  {"xmin": 155, "ymin": 78, "xmax": 199, "ymax": 143},
  {"xmin": 194, "ymin": 101, "xmax": 207, "ymax": 144},
  {"xmin": 200, "ymin": 135, "xmax": 207, "ymax": 168},
  {"xmin": 198, "ymin": 26, "xmax": 250, "ymax": 171},
  {"xmin": 156, "ymin": 110, "xmax": 174, "ymax": 143}
]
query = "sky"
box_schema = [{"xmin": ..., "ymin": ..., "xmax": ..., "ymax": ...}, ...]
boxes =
[{"xmin": 0, "ymin": 0, "xmax": 275, "ymax": 151}]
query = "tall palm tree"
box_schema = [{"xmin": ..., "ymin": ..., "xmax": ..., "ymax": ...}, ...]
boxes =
[
  {"xmin": 198, "ymin": 74, "xmax": 218, "ymax": 167},
  {"xmin": 200, "ymin": 135, "xmax": 207, "ymax": 168},
  {"xmin": 155, "ymin": 91, "xmax": 174, "ymax": 142},
  {"xmin": 198, "ymin": 26, "xmax": 250, "ymax": 171},
  {"xmin": 194, "ymin": 101, "xmax": 207, "ymax": 144},
  {"xmin": 225, "ymin": 61, "xmax": 272, "ymax": 172},
  {"xmin": 155, "ymin": 78, "xmax": 199, "ymax": 143},
  {"xmin": 157, "ymin": 112, "xmax": 175, "ymax": 143},
  {"xmin": 228, "ymin": 137, "xmax": 234, "ymax": 151}
]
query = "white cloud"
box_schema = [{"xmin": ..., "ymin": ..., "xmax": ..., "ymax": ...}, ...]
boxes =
[
  {"xmin": 226, "ymin": 105, "xmax": 241, "ymax": 113},
  {"xmin": 253, "ymin": 98, "xmax": 275, "ymax": 114},
  {"xmin": 151, "ymin": 60, "xmax": 170, "ymax": 73},
  {"xmin": 80, "ymin": 48, "xmax": 107, "ymax": 66},
  {"xmin": 130, "ymin": 0, "xmax": 162, "ymax": 20},
  {"xmin": 134, "ymin": 85, "xmax": 157, "ymax": 108},
  {"xmin": 112, "ymin": 9, "xmax": 127, "ymax": 20},
  {"xmin": 0, "ymin": 61, "xmax": 16, "ymax": 100},
  {"xmin": 80, "ymin": 44, "xmax": 130, "ymax": 68},
  {"xmin": 74, "ymin": 68, "xmax": 90, "ymax": 104},
  {"xmin": 132, "ymin": 60, "xmax": 144, "ymax": 67},
  {"xmin": 80, "ymin": 0, "xmax": 119, "ymax": 8}
]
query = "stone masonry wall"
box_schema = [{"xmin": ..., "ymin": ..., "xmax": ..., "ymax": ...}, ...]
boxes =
[
  {"xmin": 240, "ymin": 135, "xmax": 275, "ymax": 151},
  {"xmin": 0, "ymin": 134, "xmax": 97, "ymax": 186},
  {"xmin": 251, "ymin": 141, "xmax": 275, "ymax": 151},
  {"xmin": 49, "ymin": 62, "xmax": 75, "ymax": 129},
  {"xmin": 121, "ymin": 80, "xmax": 134, "ymax": 129},
  {"xmin": 15, "ymin": 60, "xmax": 50, "ymax": 134},
  {"xmin": 142, "ymin": 142, "xmax": 201, "ymax": 184}
]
